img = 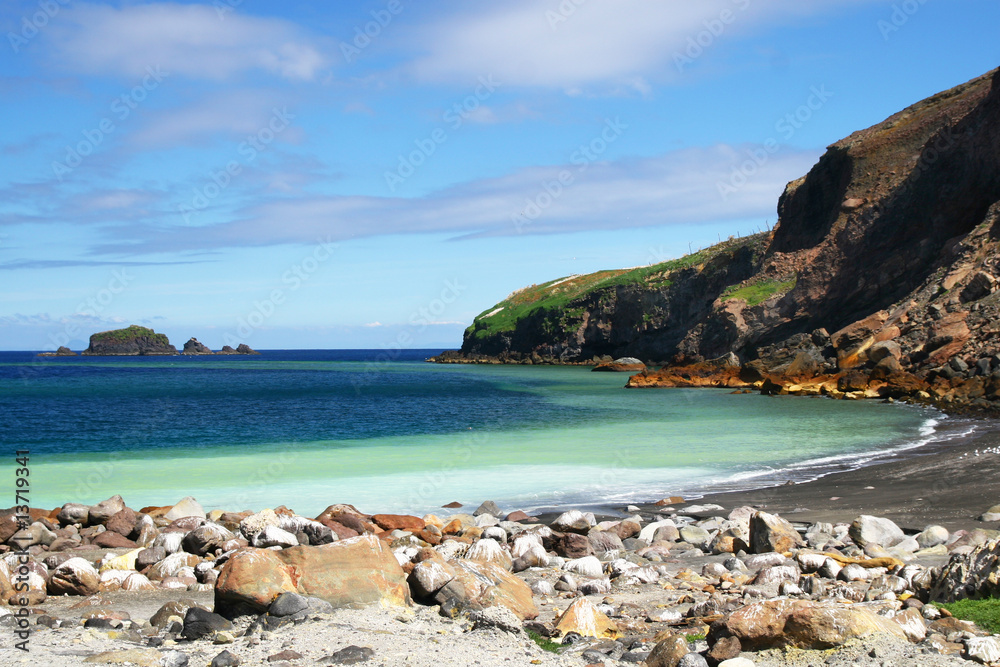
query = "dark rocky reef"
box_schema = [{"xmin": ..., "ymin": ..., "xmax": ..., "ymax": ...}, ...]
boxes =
[
  {"xmin": 36, "ymin": 346, "xmax": 77, "ymax": 357},
  {"xmin": 82, "ymin": 325, "xmax": 178, "ymax": 356},
  {"xmin": 216, "ymin": 344, "xmax": 260, "ymax": 355}
]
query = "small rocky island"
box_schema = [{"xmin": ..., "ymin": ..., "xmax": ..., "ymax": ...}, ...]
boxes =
[
  {"xmin": 39, "ymin": 326, "xmax": 262, "ymax": 356},
  {"xmin": 82, "ymin": 325, "xmax": 178, "ymax": 356}
]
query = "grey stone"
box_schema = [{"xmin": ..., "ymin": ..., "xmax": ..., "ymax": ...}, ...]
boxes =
[
  {"xmin": 473, "ymin": 501, "xmax": 501, "ymax": 517},
  {"xmin": 677, "ymin": 654, "xmax": 710, "ymax": 667},
  {"xmin": 181, "ymin": 607, "xmax": 232, "ymax": 640},
  {"xmin": 269, "ymin": 592, "xmax": 309, "ymax": 617},
  {"xmin": 849, "ymin": 515, "xmax": 904, "ymax": 548},
  {"xmin": 319, "ymin": 646, "xmax": 375, "ymax": 664},
  {"xmin": 210, "ymin": 650, "xmax": 241, "ymax": 667},
  {"xmin": 160, "ymin": 652, "xmax": 190, "ymax": 667}
]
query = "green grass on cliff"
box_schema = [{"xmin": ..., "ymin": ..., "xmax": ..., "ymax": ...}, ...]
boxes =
[
  {"xmin": 466, "ymin": 234, "xmax": 768, "ymax": 342},
  {"xmin": 721, "ymin": 275, "xmax": 797, "ymax": 306},
  {"xmin": 91, "ymin": 325, "xmax": 170, "ymax": 346},
  {"xmin": 940, "ymin": 598, "xmax": 1000, "ymax": 634}
]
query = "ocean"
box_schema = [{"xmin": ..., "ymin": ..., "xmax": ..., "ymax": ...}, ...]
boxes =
[{"xmin": 0, "ymin": 349, "xmax": 962, "ymax": 517}]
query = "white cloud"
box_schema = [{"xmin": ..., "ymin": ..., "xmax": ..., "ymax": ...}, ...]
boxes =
[
  {"xmin": 92, "ymin": 143, "xmax": 821, "ymax": 254},
  {"xmin": 128, "ymin": 90, "xmax": 302, "ymax": 149},
  {"xmin": 407, "ymin": 0, "xmax": 876, "ymax": 90},
  {"xmin": 45, "ymin": 3, "xmax": 328, "ymax": 81}
]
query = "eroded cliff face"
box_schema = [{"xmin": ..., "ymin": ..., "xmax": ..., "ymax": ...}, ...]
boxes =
[
  {"xmin": 699, "ymin": 65, "xmax": 1000, "ymax": 358},
  {"xmin": 441, "ymin": 67, "xmax": 1000, "ymax": 398}
]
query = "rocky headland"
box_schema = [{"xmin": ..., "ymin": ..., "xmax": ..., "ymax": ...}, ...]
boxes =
[
  {"xmin": 2, "ymin": 485, "xmax": 1000, "ymax": 667},
  {"xmin": 432, "ymin": 67, "xmax": 1000, "ymax": 414}
]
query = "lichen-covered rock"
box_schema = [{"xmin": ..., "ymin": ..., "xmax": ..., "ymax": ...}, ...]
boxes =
[{"xmin": 930, "ymin": 538, "xmax": 1000, "ymax": 602}]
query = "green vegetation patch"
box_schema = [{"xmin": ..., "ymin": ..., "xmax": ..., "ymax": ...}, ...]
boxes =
[
  {"xmin": 940, "ymin": 598, "xmax": 1000, "ymax": 634},
  {"xmin": 91, "ymin": 325, "xmax": 170, "ymax": 345},
  {"xmin": 685, "ymin": 633, "xmax": 706, "ymax": 643},
  {"xmin": 721, "ymin": 275, "xmax": 797, "ymax": 307},
  {"xmin": 467, "ymin": 233, "xmax": 769, "ymax": 342},
  {"xmin": 527, "ymin": 630, "xmax": 563, "ymax": 654}
]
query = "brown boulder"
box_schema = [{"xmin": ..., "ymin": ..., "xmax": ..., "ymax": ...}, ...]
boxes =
[
  {"xmin": 92, "ymin": 531, "xmax": 137, "ymax": 549},
  {"xmin": 320, "ymin": 520, "xmax": 360, "ymax": 541},
  {"xmin": 749, "ymin": 511, "xmax": 804, "ymax": 553},
  {"xmin": 88, "ymin": 495, "xmax": 128, "ymax": 526},
  {"xmin": 554, "ymin": 533, "xmax": 595, "ymax": 559},
  {"xmin": 371, "ymin": 514, "xmax": 424, "ymax": 533},
  {"xmin": 215, "ymin": 534, "xmax": 411, "ymax": 617},
  {"xmin": 714, "ymin": 599, "xmax": 908, "ymax": 650},
  {"xmin": 644, "ymin": 632, "xmax": 688, "ymax": 667},
  {"xmin": 48, "ymin": 557, "xmax": 101, "ymax": 596},
  {"xmin": 105, "ymin": 508, "xmax": 137, "ymax": 537},
  {"xmin": 433, "ymin": 559, "xmax": 537, "ymax": 620}
]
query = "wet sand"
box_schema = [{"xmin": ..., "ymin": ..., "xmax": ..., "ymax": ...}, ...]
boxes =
[{"xmin": 634, "ymin": 415, "xmax": 1000, "ymax": 532}]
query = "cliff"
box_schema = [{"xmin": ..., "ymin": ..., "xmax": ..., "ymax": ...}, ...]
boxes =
[
  {"xmin": 435, "ymin": 67, "xmax": 1000, "ymax": 410},
  {"xmin": 82, "ymin": 325, "xmax": 178, "ymax": 356}
]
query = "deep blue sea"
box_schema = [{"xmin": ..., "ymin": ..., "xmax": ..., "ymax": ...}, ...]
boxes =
[{"xmin": 0, "ymin": 349, "xmax": 961, "ymax": 516}]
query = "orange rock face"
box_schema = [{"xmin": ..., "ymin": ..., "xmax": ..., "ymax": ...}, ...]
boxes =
[{"xmin": 371, "ymin": 514, "xmax": 425, "ymax": 532}]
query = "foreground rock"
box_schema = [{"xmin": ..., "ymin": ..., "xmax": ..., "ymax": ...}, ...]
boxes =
[
  {"xmin": 3, "ymin": 494, "xmax": 999, "ymax": 667},
  {"xmin": 215, "ymin": 535, "xmax": 410, "ymax": 617}
]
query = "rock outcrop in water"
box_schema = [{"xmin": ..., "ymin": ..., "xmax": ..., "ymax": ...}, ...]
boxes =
[
  {"xmin": 82, "ymin": 325, "xmax": 178, "ymax": 356},
  {"xmin": 433, "ymin": 67, "xmax": 1000, "ymax": 412},
  {"xmin": 181, "ymin": 338, "xmax": 214, "ymax": 355},
  {"xmin": 36, "ymin": 346, "xmax": 77, "ymax": 357}
]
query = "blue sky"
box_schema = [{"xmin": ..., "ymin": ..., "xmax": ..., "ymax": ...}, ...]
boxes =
[{"xmin": 1, "ymin": 0, "xmax": 997, "ymax": 350}]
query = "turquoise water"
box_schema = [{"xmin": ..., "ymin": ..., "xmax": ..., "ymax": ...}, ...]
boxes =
[{"xmin": 0, "ymin": 350, "xmax": 944, "ymax": 517}]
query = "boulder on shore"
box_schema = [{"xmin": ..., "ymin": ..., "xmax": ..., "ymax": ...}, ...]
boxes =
[{"xmin": 214, "ymin": 534, "xmax": 411, "ymax": 618}]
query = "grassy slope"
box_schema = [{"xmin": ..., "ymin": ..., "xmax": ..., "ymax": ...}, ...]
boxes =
[{"xmin": 465, "ymin": 234, "xmax": 770, "ymax": 343}]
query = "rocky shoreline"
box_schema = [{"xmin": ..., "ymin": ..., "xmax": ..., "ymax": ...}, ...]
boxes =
[{"xmin": 3, "ymin": 484, "xmax": 1000, "ymax": 666}]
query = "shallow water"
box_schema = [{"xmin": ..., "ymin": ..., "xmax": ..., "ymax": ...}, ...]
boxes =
[{"xmin": 0, "ymin": 350, "xmax": 949, "ymax": 516}]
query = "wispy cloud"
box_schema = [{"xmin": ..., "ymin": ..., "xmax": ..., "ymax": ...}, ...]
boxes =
[
  {"xmin": 44, "ymin": 2, "xmax": 329, "ymax": 81},
  {"xmin": 88, "ymin": 144, "xmax": 820, "ymax": 255},
  {"xmin": 407, "ymin": 0, "xmax": 876, "ymax": 91},
  {"xmin": 0, "ymin": 259, "xmax": 208, "ymax": 271}
]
